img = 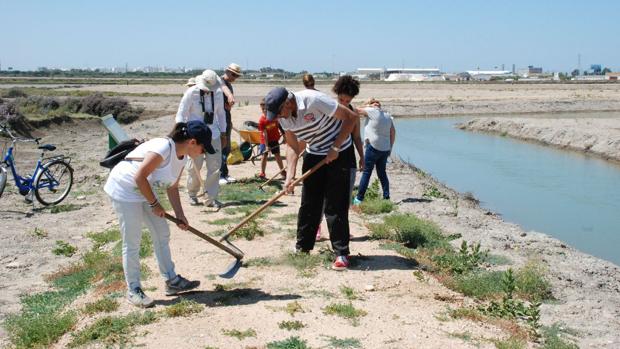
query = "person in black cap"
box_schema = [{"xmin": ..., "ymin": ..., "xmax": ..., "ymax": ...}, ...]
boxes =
[
  {"xmin": 104, "ymin": 120, "xmax": 215, "ymax": 308},
  {"xmin": 264, "ymin": 86, "xmax": 359, "ymax": 270}
]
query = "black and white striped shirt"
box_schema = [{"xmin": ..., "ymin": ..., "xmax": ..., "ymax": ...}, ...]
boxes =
[{"xmin": 278, "ymin": 89, "xmax": 352, "ymax": 155}]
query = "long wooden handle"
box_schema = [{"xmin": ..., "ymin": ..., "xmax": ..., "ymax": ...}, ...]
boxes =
[
  {"xmin": 259, "ymin": 150, "xmax": 306, "ymax": 190},
  {"xmin": 220, "ymin": 157, "xmax": 327, "ymax": 242},
  {"xmin": 165, "ymin": 213, "xmax": 243, "ymax": 259}
]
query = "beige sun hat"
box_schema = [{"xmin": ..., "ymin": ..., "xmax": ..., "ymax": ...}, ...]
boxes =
[
  {"xmin": 225, "ymin": 63, "xmax": 243, "ymax": 76},
  {"xmin": 185, "ymin": 77, "xmax": 196, "ymax": 87},
  {"xmin": 196, "ymin": 70, "xmax": 219, "ymax": 91}
]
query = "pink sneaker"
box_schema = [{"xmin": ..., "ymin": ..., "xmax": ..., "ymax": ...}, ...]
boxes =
[
  {"xmin": 332, "ymin": 255, "xmax": 350, "ymax": 271},
  {"xmin": 316, "ymin": 225, "xmax": 322, "ymax": 240}
]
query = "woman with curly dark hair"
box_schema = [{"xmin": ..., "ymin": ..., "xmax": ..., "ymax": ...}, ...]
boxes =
[{"xmin": 313, "ymin": 75, "xmax": 364, "ymax": 241}]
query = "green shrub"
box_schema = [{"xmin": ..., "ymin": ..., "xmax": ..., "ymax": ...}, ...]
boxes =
[
  {"xmin": 83, "ymin": 298, "xmax": 119, "ymax": 315},
  {"xmin": 423, "ymin": 185, "xmax": 448, "ymax": 199},
  {"xmin": 221, "ymin": 328, "xmax": 256, "ymax": 340},
  {"xmin": 52, "ymin": 240, "xmax": 77, "ymax": 257},
  {"xmin": 359, "ymin": 199, "xmax": 394, "ymax": 215},
  {"xmin": 267, "ymin": 336, "xmax": 310, "ymax": 349},
  {"xmin": 163, "ymin": 299, "xmax": 204, "ymax": 318},
  {"xmin": 370, "ymin": 213, "xmax": 447, "ymax": 249},
  {"xmin": 514, "ymin": 261, "xmax": 552, "ymax": 302},
  {"xmin": 433, "ymin": 240, "xmax": 486, "ymax": 274},
  {"xmin": 323, "ymin": 302, "xmax": 367, "ymax": 325},
  {"xmin": 3, "ymin": 87, "xmax": 28, "ymax": 98},
  {"xmin": 68, "ymin": 311, "xmax": 157, "ymax": 347},
  {"xmin": 447, "ymin": 270, "xmax": 504, "ymax": 299},
  {"xmin": 364, "ymin": 179, "xmax": 380, "ymax": 200},
  {"xmin": 278, "ymin": 320, "xmax": 305, "ymax": 331},
  {"xmin": 87, "ymin": 227, "xmax": 121, "ymax": 247}
]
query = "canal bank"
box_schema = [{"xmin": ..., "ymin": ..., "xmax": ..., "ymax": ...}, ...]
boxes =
[{"xmin": 386, "ymin": 159, "xmax": 620, "ymax": 348}]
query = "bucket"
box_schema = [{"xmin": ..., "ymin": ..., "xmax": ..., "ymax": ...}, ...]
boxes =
[{"xmin": 240, "ymin": 142, "xmax": 252, "ymax": 160}]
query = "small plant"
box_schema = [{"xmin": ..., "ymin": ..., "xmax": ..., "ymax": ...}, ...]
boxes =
[
  {"xmin": 278, "ymin": 320, "xmax": 305, "ymax": 331},
  {"xmin": 52, "ymin": 240, "xmax": 77, "ymax": 257},
  {"xmin": 221, "ymin": 328, "xmax": 256, "ymax": 340},
  {"xmin": 235, "ymin": 220, "xmax": 265, "ymax": 240},
  {"xmin": 2, "ymin": 87, "xmax": 28, "ymax": 98},
  {"xmin": 339, "ymin": 285, "xmax": 360, "ymax": 300},
  {"xmin": 364, "ymin": 179, "xmax": 380, "ymax": 200},
  {"xmin": 267, "ymin": 336, "xmax": 310, "ymax": 349},
  {"xmin": 478, "ymin": 269, "xmax": 542, "ymax": 333},
  {"xmin": 50, "ymin": 204, "xmax": 81, "ymax": 214},
  {"xmin": 359, "ymin": 199, "xmax": 394, "ymax": 215},
  {"xmin": 422, "ymin": 185, "xmax": 448, "ymax": 199},
  {"xmin": 539, "ymin": 323, "xmax": 579, "ymax": 349},
  {"xmin": 433, "ymin": 240, "xmax": 486, "ymax": 274},
  {"xmin": 31, "ymin": 227, "xmax": 48, "ymax": 238},
  {"xmin": 242, "ymin": 257, "xmax": 275, "ymax": 268},
  {"xmin": 83, "ymin": 297, "xmax": 119, "ymax": 315},
  {"xmin": 68, "ymin": 311, "xmax": 157, "ymax": 347},
  {"xmin": 413, "ymin": 270, "xmax": 425, "ymax": 282},
  {"xmin": 323, "ymin": 302, "xmax": 367, "ymax": 326},
  {"xmin": 323, "ymin": 335, "xmax": 362, "ymax": 348},
  {"xmin": 285, "ymin": 301, "xmax": 304, "ymax": 316},
  {"xmin": 86, "ymin": 227, "xmax": 121, "ymax": 248},
  {"xmin": 163, "ymin": 299, "xmax": 204, "ymax": 318}
]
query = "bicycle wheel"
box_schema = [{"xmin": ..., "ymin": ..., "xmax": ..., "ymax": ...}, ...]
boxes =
[
  {"xmin": 34, "ymin": 160, "xmax": 73, "ymax": 205},
  {"xmin": 0, "ymin": 165, "xmax": 7, "ymax": 198}
]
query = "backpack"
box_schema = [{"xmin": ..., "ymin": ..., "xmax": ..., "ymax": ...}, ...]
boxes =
[{"xmin": 99, "ymin": 138, "xmax": 143, "ymax": 169}]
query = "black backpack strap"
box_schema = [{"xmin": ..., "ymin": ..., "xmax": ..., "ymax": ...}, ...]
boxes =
[{"xmin": 199, "ymin": 89, "xmax": 206, "ymax": 113}]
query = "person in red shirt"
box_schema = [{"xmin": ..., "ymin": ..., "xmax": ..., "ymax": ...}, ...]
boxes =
[{"xmin": 257, "ymin": 99, "xmax": 285, "ymax": 178}]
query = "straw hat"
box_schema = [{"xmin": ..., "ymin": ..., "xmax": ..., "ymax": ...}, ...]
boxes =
[
  {"xmin": 185, "ymin": 77, "xmax": 196, "ymax": 87},
  {"xmin": 225, "ymin": 63, "xmax": 243, "ymax": 76},
  {"xmin": 196, "ymin": 70, "xmax": 219, "ymax": 91}
]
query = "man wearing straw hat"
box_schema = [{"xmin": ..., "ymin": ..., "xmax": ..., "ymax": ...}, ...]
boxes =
[
  {"xmin": 219, "ymin": 63, "xmax": 242, "ymax": 185},
  {"xmin": 175, "ymin": 70, "xmax": 231, "ymax": 207}
]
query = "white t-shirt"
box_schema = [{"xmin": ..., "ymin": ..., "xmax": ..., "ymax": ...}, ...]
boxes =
[
  {"xmin": 278, "ymin": 89, "xmax": 352, "ymax": 155},
  {"xmin": 363, "ymin": 107, "xmax": 394, "ymax": 152},
  {"xmin": 104, "ymin": 138, "xmax": 187, "ymax": 202},
  {"xmin": 174, "ymin": 83, "xmax": 227, "ymax": 138}
]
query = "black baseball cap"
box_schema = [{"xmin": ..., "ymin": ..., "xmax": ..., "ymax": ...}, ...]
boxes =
[
  {"xmin": 186, "ymin": 120, "xmax": 216, "ymax": 154},
  {"xmin": 264, "ymin": 87, "xmax": 289, "ymax": 121}
]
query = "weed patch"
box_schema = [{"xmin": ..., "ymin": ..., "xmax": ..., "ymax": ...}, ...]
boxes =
[
  {"xmin": 234, "ymin": 220, "xmax": 265, "ymax": 240},
  {"xmin": 50, "ymin": 203, "xmax": 81, "ymax": 214},
  {"xmin": 163, "ymin": 299, "xmax": 204, "ymax": 317},
  {"xmin": 539, "ymin": 323, "xmax": 579, "ymax": 349},
  {"xmin": 359, "ymin": 199, "xmax": 394, "ymax": 215},
  {"xmin": 30, "ymin": 227, "xmax": 47, "ymax": 238},
  {"xmin": 86, "ymin": 227, "xmax": 121, "ymax": 247},
  {"xmin": 322, "ymin": 335, "xmax": 362, "ymax": 348},
  {"xmin": 278, "ymin": 320, "xmax": 305, "ymax": 331},
  {"xmin": 52, "ymin": 240, "xmax": 77, "ymax": 257},
  {"xmin": 364, "ymin": 179, "xmax": 381, "ymax": 200},
  {"xmin": 323, "ymin": 302, "xmax": 367, "ymax": 326},
  {"xmin": 222, "ymin": 328, "xmax": 257, "ymax": 340},
  {"xmin": 423, "ymin": 185, "xmax": 448, "ymax": 199},
  {"xmin": 68, "ymin": 311, "xmax": 157, "ymax": 347},
  {"xmin": 243, "ymin": 257, "xmax": 276, "ymax": 268},
  {"xmin": 339, "ymin": 285, "xmax": 360, "ymax": 300},
  {"xmin": 267, "ymin": 336, "xmax": 310, "ymax": 349},
  {"xmin": 83, "ymin": 297, "xmax": 119, "ymax": 315}
]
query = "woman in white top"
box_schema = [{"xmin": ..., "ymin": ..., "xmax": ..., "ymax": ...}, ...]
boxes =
[{"xmin": 104, "ymin": 120, "xmax": 215, "ymax": 308}]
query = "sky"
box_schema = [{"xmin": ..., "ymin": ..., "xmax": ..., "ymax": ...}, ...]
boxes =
[{"xmin": 1, "ymin": 0, "xmax": 619, "ymax": 73}]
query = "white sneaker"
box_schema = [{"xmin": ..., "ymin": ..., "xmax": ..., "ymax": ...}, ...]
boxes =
[
  {"xmin": 225, "ymin": 176, "xmax": 236, "ymax": 183},
  {"xmin": 189, "ymin": 196, "xmax": 201, "ymax": 206},
  {"xmin": 127, "ymin": 287, "xmax": 154, "ymax": 308},
  {"xmin": 219, "ymin": 178, "xmax": 228, "ymax": 185}
]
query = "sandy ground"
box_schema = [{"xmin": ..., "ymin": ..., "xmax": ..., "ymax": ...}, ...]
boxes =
[
  {"xmin": 458, "ymin": 116, "xmax": 620, "ymax": 162},
  {"xmin": 1, "ymin": 81, "xmax": 620, "ymax": 348}
]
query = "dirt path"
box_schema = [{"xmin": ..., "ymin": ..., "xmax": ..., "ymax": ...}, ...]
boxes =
[{"xmin": 2, "ymin": 82, "xmax": 620, "ymax": 347}]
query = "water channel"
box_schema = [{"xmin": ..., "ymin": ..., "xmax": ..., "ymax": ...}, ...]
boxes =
[{"xmin": 391, "ymin": 115, "xmax": 620, "ymax": 266}]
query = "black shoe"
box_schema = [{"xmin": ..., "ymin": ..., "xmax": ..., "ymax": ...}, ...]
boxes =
[{"xmin": 165, "ymin": 274, "xmax": 200, "ymax": 296}]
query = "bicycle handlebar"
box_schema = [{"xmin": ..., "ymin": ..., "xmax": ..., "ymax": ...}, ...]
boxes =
[{"xmin": 0, "ymin": 124, "xmax": 40, "ymax": 144}]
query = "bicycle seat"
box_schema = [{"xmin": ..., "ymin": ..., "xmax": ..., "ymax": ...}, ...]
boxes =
[{"xmin": 38, "ymin": 144, "xmax": 56, "ymax": 151}]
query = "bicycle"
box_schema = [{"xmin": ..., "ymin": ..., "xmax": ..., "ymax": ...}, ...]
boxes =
[{"xmin": 0, "ymin": 123, "xmax": 74, "ymax": 206}]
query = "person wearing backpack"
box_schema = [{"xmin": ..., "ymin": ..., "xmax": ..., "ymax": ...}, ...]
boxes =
[
  {"xmin": 103, "ymin": 120, "xmax": 216, "ymax": 308},
  {"xmin": 176, "ymin": 70, "xmax": 232, "ymax": 207}
]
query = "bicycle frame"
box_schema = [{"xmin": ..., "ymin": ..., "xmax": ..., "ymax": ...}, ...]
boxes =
[{"xmin": 1, "ymin": 133, "xmax": 70, "ymax": 198}]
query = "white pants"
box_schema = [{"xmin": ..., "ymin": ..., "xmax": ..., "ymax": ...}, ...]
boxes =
[
  {"xmin": 111, "ymin": 199, "xmax": 177, "ymax": 291},
  {"xmin": 186, "ymin": 137, "xmax": 222, "ymax": 204}
]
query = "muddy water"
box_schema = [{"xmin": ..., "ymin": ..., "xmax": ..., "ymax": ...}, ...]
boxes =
[{"xmin": 392, "ymin": 116, "xmax": 620, "ymax": 266}]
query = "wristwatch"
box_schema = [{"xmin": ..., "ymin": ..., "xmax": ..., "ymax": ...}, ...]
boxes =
[{"xmin": 330, "ymin": 145, "xmax": 340, "ymax": 152}]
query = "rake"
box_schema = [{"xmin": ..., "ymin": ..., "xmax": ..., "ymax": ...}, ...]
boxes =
[
  {"xmin": 219, "ymin": 158, "xmax": 327, "ymax": 245},
  {"xmin": 165, "ymin": 213, "xmax": 243, "ymax": 279}
]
